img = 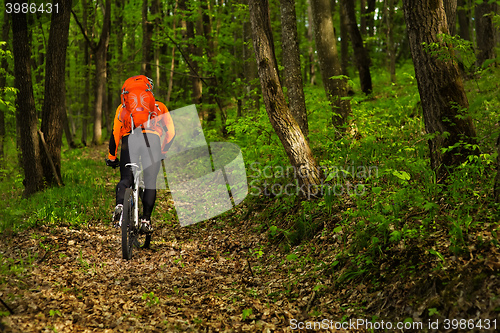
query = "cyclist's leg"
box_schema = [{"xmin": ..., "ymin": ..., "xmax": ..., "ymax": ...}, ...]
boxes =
[
  {"xmin": 141, "ymin": 134, "xmax": 162, "ymax": 220},
  {"xmin": 116, "ymin": 136, "xmax": 133, "ymax": 205}
]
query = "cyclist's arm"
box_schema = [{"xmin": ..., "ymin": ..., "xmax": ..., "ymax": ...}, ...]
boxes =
[
  {"xmin": 160, "ymin": 104, "xmax": 175, "ymax": 154},
  {"xmin": 108, "ymin": 105, "xmax": 124, "ymax": 160}
]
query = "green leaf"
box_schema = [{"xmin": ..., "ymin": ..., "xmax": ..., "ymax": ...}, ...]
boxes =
[
  {"xmin": 392, "ymin": 170, "xmax": 411, "ymax": 181},
  {"xmin": 286, "ymin": 253, "xmax": 298, "ymax": 262},
  {"xmin": 428, "ymin": 308, "xmax": 440, "ymax": 316},
  {"xmin": 333, "ymin": 226, "xmax": 342, "ymax": 233},
  {"xmin": 242, "ymin": 308, "xmax": 253, "ymax": 320},
  {"xmin": 372, "ymin": 187, "xmax": 382, "ymax": 195}
]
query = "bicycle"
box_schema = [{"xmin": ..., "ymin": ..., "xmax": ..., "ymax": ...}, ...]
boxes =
[{"xmin": 119, "ymin": 162, "xmax": 151, "ymax": 260}]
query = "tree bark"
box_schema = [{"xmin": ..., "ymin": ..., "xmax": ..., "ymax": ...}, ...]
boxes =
[
  {"xmin": 306, "ymin": 0, "xmax": 317, "ymax": 84},
  {"xmin": 475, "ymin": 0, "xmax": 496, "ymax": 67},
  {"xmin": 385, "ymin": 0, "xmax": 396, "ymax": 82},
  {"xmin": 339, "ymin": 0, "xmax": 349, "ymax": 76},
  {"xmin": 81, "ymin": 0, "xmax": 90, "ymax": 146},
  {"xmin": 11, "ymin": 2, "xmax": 44, "ymax": 196},
  {"xmin": 142, "ymin": 0, "xmax": 153, "ymax": 78},
  {"xmin": 280, "ymin": 0, "xmax": 308, "ymax": 137},
  {"xmin": 443, "ymin": 0, "xmax": 457, "ymax": 36},
  {"xmin": 403, "ymin": 0, "xmax": 477, "ymax": 181},
  {"xmin": 0, "ymin": 10, "xmax": 10, "ymax": 162},
  {"xmin": 92, "ymin": 0, "xmax": 111, "ymax": 145},
  {"xmin": 40, "ymin": 0, "xmax": 72, "ymax": 186},
  {"xmin": 309, "ymin": 0, "xmax": 351, "ymax": 128},
  {"xmin": 342, "ymin": 0, "xmax": 372, "ymax": 94},
  {"xmin": 202, "ymin": 1, "xmax": 218, "ymax": 122},
  {"xmin": 249, "ymin": 0, "xmax": 321, "ymax": 198},
  {"xmin": 457, "ymin": 0, "xmax": 471, "ymax": 41},
  {"xmin": 365, "ymin": 0, "xmax": 376, "ymax": 36},
  {"xmin": 166, "ymin": 1, "xmax": 178, "ymax": 103},
  {"xmin": 243, "ymin": 0, "xmax": 259, "ymax": 111}
]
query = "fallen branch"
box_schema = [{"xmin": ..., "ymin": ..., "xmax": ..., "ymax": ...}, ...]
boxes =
[{"xmin": 0, "ymin": 296, "xmax": 14, "ymax": 315}]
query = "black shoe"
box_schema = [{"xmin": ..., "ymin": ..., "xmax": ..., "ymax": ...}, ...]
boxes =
[
  {"xmin": 140, "ymin": 219, "xmax": 153, "ymax": 234},
  {"xmin": 113, "ymin": 204, "xmax": 123, "ymax": 228}
]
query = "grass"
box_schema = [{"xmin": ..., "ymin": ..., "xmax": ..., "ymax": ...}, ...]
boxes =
[{"xmin": 0, "ymin": 144, "xmax": 115, "ymax": 232}]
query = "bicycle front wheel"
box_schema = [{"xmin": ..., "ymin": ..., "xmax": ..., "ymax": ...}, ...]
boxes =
[{"xmin": 122, "ymin": 189, "xmax": 134, "ymax": 260}]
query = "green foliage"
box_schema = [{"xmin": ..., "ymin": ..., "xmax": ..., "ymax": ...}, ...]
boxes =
[
  {"xmin": 241, "ymin": 308, "xmax": 253, "ymax": 321},
  {"xmin": 141, "ymin": 292, "xmax": 160, "ymax": 307},
  {"xmin": 0, "ymin": 145, "xmax": 113, "ymax": 233}
]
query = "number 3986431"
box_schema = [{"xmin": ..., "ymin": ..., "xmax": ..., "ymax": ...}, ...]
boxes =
[{"xmin": 5, "ymin": 2, "xmax": 59, "ymax": 14}]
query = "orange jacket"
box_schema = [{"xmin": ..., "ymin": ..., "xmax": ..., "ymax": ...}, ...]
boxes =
[{"xmin": 108, "ymin": 101, "xmax": 175, "ymax": 160}]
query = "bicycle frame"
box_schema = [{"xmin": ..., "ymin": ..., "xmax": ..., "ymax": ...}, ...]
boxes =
[{"xmin": 126, "ymin": 162, "xmax": 143, "ymax": 228}]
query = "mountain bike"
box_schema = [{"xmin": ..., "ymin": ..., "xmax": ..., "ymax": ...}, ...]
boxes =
[{"xmin": 120, "ymin": 162, "xmax": 151, "ymax": 260}]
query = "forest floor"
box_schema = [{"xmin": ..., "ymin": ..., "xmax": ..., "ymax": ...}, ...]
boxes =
[
  {"xmin": 0, "ymin": 145, "xmax": 356, "ymax": 333},
  {"xmin": 1, "ymin": 144, "xmax": 500, "ymax": 332}
]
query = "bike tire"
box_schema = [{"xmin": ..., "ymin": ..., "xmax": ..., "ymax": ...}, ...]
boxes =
[
  {"xmin": 135, "ymin": 187, "xmax": 151, "ymax": 250},
  {"xmin": 122, "ymin": 188, "xmax": 134, "ymax": 260}
]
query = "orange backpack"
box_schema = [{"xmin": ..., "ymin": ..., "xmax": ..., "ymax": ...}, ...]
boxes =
[{"xmin": 119, "ymin": 75, "xmax": 158, "ymax": 133}]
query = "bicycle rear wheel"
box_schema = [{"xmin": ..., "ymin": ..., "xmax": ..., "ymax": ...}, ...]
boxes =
[
  {"xmin": 122, "ymin": 188, "xmax": 151, "ymax": 260},
  {"xmin": 137, "ymin": 187, "xmax": 151, "ymax": 250},
  {"xmin": 122, "ymin": 188, "xmax": 134, "ymax": 260}
]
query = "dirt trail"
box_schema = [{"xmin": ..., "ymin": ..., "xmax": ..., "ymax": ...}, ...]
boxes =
[{"xmin": 0, "ymin": 202, "xmax": 353, "ymax": 332}]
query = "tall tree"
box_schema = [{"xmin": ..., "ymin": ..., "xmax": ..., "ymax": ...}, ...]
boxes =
[
  {"xmin": 306, "ymin": 0, "xmax": 317, "ymax": 84},
  {"xmin": 338, "ymin": 1, "xmax": 349, "ymax": 76},
  {"xmin": 81, "ymin": 0, "xmax": 91, "ymax": 146},
  {"xmin": 384, "ymin": 0, "xmax": 396, "ymax": 82},
  {"xmin": 249, "ymin": 0, "xmax": 321, "ymax": 198},
  {"xmin": 40, "ymin": 0, "xmax": 72, "ymax": 186},
  {"xmin": 342, "ymin": 0, "xmax": 372, "ymax": 94},
  {"xmin": 10, "ymin": 1, "xmax": 44, "ymax": 196},
  {"xmin": 443, "ymin": 0, "xmax": 457, "ymax": 35},
  {"xmin": 475, "ymin": 0, "xmax": 496, "ymax": 67},
  {"xmin": 403, "ymin": 0, "xmax": 477, "ymax": 180},
  {"xmin": 0, "ymin": 9, "xmax": 10, "ymax": 162},
  {"xmin": 280, "ymin": 0, "xmax": 308, "ymax": 137},
  {"xmin": 142, "ymin": 0, "xmax": 153, "ymax": 78},
  {"xmin": 457, "ymin": 0, "xmax": 471, "ymax": 41},
  {"xmin": 73, "ymin": 0, "xmax": 111, "ymax": 145},
  {"xmin": 243, "ymin": 0, "xmax": 259, "ymax": 111},
  {"xmin": 309, "ymin": 0, "xmax": 351, "ymax": 128},
  {"xmin": 179, "ymin": 0, "xmax": 202, "ymax": 106}
]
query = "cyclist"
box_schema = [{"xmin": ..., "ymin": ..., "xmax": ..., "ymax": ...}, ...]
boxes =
[{"xmin": 106, "ymin": 76, "xmax": 175, "ymax": 233}]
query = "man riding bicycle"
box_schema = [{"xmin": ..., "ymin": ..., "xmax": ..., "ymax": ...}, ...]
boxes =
[{"xmin": 106, "ymin": 75, "xmax": 175, "ymax": 233}]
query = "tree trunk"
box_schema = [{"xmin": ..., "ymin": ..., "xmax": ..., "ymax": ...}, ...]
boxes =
[
  {"xmin": 91, "ymin": 0, "xmax": 111, "ymax": 145},
  {"xmin": 201, "ymin": 1, "xmax": 217, "ymax": 122},
  {"xmin": 40, "ymin": 0, "xmax": 72, "ymax": 186},
  {"xmin": 152, "ymin": 0, "xmax": 160, "ymax": 90},
  {"xmin": 403, "ymin": 0, "xmax": 477, "ymax": 181},
  {"xmin": 306, "ymin": 0, "xmax": 317, "ymax": 84},
  {"xmin": 81, "ymin": 0, "xmax": 89, "ymax": 146},
  {"xmin": 457, "ymin": 0, "xmax": 471, "ymax": 41},
  {"xmin": 443, "ymin": 0, "xmax": 457, "ymax": 36},
  {"xmin": 385, "ymin": 0, "xmax": 396, "ymax": 83},
  {"xmin": 280, "ymin": 0, "xmax": 308, "ymax": 137},
  {"xmin": 342, "ymin": 0, "xmax": 372, "ymax": 94},
  {"xmin": 243, "ymin": 0, "xmax": 259, "ymax": 112},
  {"xmin": 142, "ymin": 0, "xmax": 153, "ymax": 78},
  {"xmin": 166, "ymin": 1, "xmax": 178, "ymax": 103},
  {"xmin": 309, "ymin": 0, "xmax": 351, "ymax": 128},
  {"xmin": 365, "ymin": 0, "xmax": 376, "ymax": 36},
  {"xmin": 11, "ymin": 3, "xmax": 44, "ymax": 196},
  {"xmin": 249, "ymin": 0, "xmax": 321, "ymax": 198},
  {"xmin": 0, "ymin": 10, "xmax": 10, "ymax": 162},
  {"xmin": 339, "ymin": 0, "xmax": 349, "ymax": 76},
  {"xmin": 475, "ymin": 0, "xmax": 496, "ymax": 67},
  {"xmin": 360, "ymin": 0, "xmax": 367, "ymax": 34}
]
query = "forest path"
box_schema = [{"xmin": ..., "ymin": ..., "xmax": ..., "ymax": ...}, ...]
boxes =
[{"xmin": 0, "ymin": 146, "xmax": 352, "ymax": 332}]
